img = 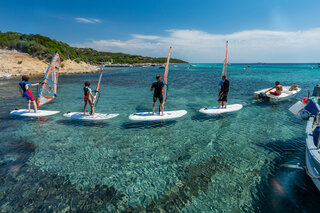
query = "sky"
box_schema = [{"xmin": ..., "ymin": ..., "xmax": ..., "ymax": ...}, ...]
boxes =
[{"xmin": 1, "ymin": 0, "xmax": 320, "ymax": 63}]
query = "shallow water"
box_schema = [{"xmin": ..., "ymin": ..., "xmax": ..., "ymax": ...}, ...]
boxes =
[{"xmin": 1, "ymin": 64, "xmax": 320, "ymax": 212}]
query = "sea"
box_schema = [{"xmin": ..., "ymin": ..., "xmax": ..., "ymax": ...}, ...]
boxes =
[{"xmin": 1, "ymin": 63, "xmax": 320, "ymax": 212}]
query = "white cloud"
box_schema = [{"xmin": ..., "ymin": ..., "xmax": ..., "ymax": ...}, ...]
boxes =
[
  {"xmin": 75, "ymin": 17, "xmax": 101, "ymax": 24},
  {"xmin": 73, "ymin": 28, "xmax": 320, "ymax": 62}
]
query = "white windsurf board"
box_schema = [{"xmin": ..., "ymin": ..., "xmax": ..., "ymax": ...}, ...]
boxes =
[
  {"xmin": 63, "ymin": 112, "xmax": 119, "ymax": 120},
  {"xmin": 10, "ymin": 109, "xmax": 60, "ymax": 117},
  {"xmin": 199, "ymin": 104, "xmax": 243, "ymax": 115},
  {"xmin": 129, "ymin": 110, "xmax": 187, "ymax": 121}
]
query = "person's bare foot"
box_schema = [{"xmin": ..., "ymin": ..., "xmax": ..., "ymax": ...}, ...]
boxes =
[{"xmin": 152, "ymin": 112, "xmax": 155, "ymax": 115}]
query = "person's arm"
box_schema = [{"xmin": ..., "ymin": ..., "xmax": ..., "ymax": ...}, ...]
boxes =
[
  {"xmin": 266, "ymin": 86, "xmax": 275, "ymax": 92},
  {"xmin": 150, "ymin": 83, "xmax": 155, "ymax": 91},
  {"xmin": 31, "ymin": 83, "xmax": 40, "ymax": 86}
]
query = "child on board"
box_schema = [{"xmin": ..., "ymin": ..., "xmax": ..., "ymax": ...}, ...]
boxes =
[
  {"xmin": 268, "ymin": 81, "xmax": 283, "ymax": 96},
  {"xmin": 19, "ymin": 75, "xmax": 39, "ymax": 113},
  {"xmin": 83, "ymin": 81, "xmax": 96, "ymax": 116},
  {"xmin": 150, "ymin": 75, "xmax": 164, "ymax": 116},
  {"xmin": 218, "ymin": 75, "xmax": 229, "ymax": 109}
]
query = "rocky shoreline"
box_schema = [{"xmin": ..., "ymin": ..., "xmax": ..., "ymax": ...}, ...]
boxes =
[{"xmin": 0, "ymin": 49, "xmax": 100, "ymax": 79}]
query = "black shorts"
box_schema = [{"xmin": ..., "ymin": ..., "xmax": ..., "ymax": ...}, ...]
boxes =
[
  {"xmin": 218, "ymin": 92, "xmax": 228, "ymax": 102},
  {"xmin": 153, "ymin": 96, "xmax": 163, "ymax": 104}
]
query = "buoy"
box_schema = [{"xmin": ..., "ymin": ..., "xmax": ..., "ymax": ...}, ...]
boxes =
[{"xmin": 302, "ymin": 97, "xmax": 308, "ymax": 104}]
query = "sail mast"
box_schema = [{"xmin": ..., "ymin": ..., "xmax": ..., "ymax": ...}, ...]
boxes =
[
  {"xmin": 222, "ymin": 41, "xmax": 228, "ymax": 77},
  {"xmin": 163, "ymin": 47, "xmax": 172, "ymax": 106},
  {"xmin": 93, "ymin": 71, "xmax": 103, "ymax": 106}
]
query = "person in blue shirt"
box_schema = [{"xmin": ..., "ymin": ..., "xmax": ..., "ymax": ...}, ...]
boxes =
[
  {"xmin": 150, "ymin": 75, "xmax": 164, "ymax": 115},
  {"xmin": 19, "ymin": 75, "xmax": 39, "ymax": 113},
  {"xmin": 218, "ymin": 75, "xmax": 229, "ymax": 109}
]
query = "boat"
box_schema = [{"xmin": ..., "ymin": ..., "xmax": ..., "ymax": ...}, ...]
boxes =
[
  {"xmin": 254, "ymin": 86, "xmax": 301, "ymax": 102},
  {"xmin": 289, "ymin": 85, "xmax": 320, "ymax": 190},
  {"xmin": 305, "ymin": 115, "xmax": 320, "ymax": 190}
]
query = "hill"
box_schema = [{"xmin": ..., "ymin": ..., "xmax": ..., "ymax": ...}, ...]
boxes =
[{"xmin": 0, "ymin": 31, "xmax": 187, "ymax": 64}]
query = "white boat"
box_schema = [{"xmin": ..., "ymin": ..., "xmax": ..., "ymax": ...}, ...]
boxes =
[
  {"xmin": 254, "ymin": 86, "xmax": 301, "ymax": 102},
  {"xmin": 290, "ymin": 85, "xmax": 320, "ymax": 191},
  {"xmin": 305, "ymin": 116, "xmax": 320, "ymax": 190}
]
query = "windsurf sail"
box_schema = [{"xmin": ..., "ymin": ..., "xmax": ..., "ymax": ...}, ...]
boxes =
[
  {"xmin": 221, "ymin": 41, "xmax": 228, "ymax": 77},
  {"xmin": 162, "ymin": 47, "xmax": 172, "ymax": 105},
  {"xmin": 93, "ymin": 71, "xmax": 103, "ymax": 106},
  {"xmin": 37, "ymin": 52, "xmax": 60, "ymax": 107}
]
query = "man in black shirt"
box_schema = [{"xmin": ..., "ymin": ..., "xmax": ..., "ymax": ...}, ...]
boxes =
[
  {"xmin": 150, "ymin": 75, "xmax": 164, "ymax": 115},
  {"xmin": 218, "ymin": 75, "xmax": 229, "ymax": 109}
]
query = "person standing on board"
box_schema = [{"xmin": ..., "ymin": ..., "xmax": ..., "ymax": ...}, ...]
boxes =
[
  {"xmin": 19, "ymin": 75, "xmax": 39, "ymax": 113},
  {"xmin": 218, "ymin": 75, "xmax": 229, "ymax": 109},
  {"xmin": 150, "ymin": 75, "xmax": 164, "ymax": 115},
  {"xmin": 268, "ymin": 81, "xmax": 283, "ymax": 96},
  {"xmin": 83, "ymin": 81, "xmax": 96, "ymax": 116}
]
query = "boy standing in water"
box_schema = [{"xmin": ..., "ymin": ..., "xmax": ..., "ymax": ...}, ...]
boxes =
[
  {"xmin": 19, "ymin": 75, "xmax": 39, "ymax": 113},
  {"xmin": 218, "ymin": 75, "xmax": 229, "ymax": 109},
  {"xmin": 83, "ymin": 81, "xmax": 96, "ymax": 116},
  {"xmin": 150, "ymin": 75, "xmax": 164, "ymax": 115}
]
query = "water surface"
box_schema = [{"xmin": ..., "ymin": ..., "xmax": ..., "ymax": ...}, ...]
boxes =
[{"xmin": 1, "ymin": 64, "xmax": 320, "ymax": 212}]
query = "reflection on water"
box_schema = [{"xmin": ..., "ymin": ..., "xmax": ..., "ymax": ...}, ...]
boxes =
[
  {"xmin": 57, "ymin": 119, "xmax": 109, "ymax": 128},
  {"xmin": 121, "ymin": 120, "xmax": 177, "ymax": 129},
  {"xmin": 1, "ymin": 64, "xmax": 320, "ymax": 212}
]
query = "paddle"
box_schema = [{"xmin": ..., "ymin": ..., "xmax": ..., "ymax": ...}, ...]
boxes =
[{"xmin": 264, "ymin": 86, "xmax": 275, "ymax": 93}]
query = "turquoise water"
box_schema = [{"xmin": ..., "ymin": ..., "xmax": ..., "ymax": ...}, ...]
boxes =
[{"xmin": 1, "ymin": 64, "xmax": 320, "ymax": 212}]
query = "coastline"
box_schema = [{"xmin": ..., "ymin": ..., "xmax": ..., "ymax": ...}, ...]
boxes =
[
  {"xmin": 0, "ymin": 49, "xmax": 187, "ymax": 79},
  {"xmin": 0, "ymin": 49, "xmax": 100, "ymax": 79}
]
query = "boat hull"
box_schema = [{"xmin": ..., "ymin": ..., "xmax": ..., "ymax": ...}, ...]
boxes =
[
  {"xmin": 305, "ymin": 116, "xmax": 320, "ymax": 191},
  {"xmin": 254, "ymin": 86, "xmax": 301, "ymax": 102}
]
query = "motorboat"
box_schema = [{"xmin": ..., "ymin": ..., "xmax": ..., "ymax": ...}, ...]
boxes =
[{"xmin": 254, "ymin": 85, "xmax": 301, "ymax": 102}]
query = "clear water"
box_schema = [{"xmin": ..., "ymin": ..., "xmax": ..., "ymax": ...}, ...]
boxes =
[{"xmin": 1, "ymin": 64, "xmax": 320, "ymax": 212}]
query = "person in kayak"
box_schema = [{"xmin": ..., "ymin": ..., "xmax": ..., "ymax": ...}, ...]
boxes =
[
  {"xmin": 19, "ymin": 75, "xmax": 39, "ymax": 113},
  {"xmin": 83, "ymin": 81, "xmax": 96, "ymax": 116},
  {"xmin": 218, "ymin": 75, "xmax": 229, "ymax": 109},
  {"xmin": 150, "ymin": 75, "xmax": 164, "ymax": 115},
  {"xmin": 269, "ymin": 81, "xmax": 283, "ymax": 96}
]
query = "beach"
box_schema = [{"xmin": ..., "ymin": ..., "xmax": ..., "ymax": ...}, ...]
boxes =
[{"xmin": 0, "ymin": 49, "xmax": 100, "ymax": 78}]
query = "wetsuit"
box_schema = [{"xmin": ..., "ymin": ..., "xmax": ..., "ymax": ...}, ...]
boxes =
[
  {"xmin": 19, "ymin": 81, "xmax": 35, "ymax": 101},
  {"xmin": 151, "ymin": 81, "xmax": 164, "ymax": 103},
  {"xmin": 84, "ymin": 86, "xmax": 93, "ymax": 102},
  {"xmin": 218, "ymin": 79, "xmax": 229, "ymax": 102}
]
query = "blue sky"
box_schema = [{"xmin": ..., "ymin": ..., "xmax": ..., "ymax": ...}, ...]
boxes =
[{"xmin": 1, "ymin": 0, "xmax": 320, "ymax": 62}]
